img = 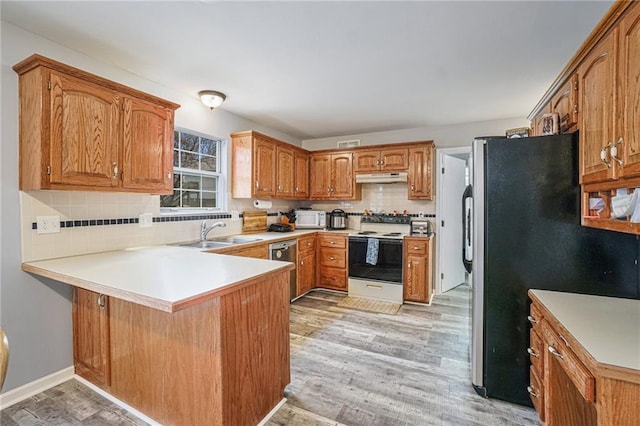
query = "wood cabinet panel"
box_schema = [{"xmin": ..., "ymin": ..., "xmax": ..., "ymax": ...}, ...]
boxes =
[
  {"xmin": 221, "ymin": 243, "xmax": 269, "ymax": 259},
  {"xmin": 294, "ymin": 151, "xmax": 309, "ymax": 198},
  {"xmin": 254, "ymin": 137, "xmax": 277, "ymax": 197},
  {"xmin": 579, "ymin": 30, "xmax": 617, "ymax": 185},
  {"xmin": 330, "ymin": 152, "xmax": 355, "ymax": 199},
  {"xmin": 310, "ymin": 152, "xmax": 358, "ymax": 200},
  {"xmin": 353, "ymin": 150, "xmax": 381, "ymax": 172},
  {"xmin": 318, "ymin": 267, "xmax": 347, "ymax": 290},
  {"xmin": 531, "ymin": 103, "xmax": 551, "ymax": 136},
  {"xmin": 403, "ymin": 237, "xmax": 433, "ymax": 303},
  {"xmin": 619, "ymin": 5, "xmax": 640, "ymax": 179},
  {"xmin": 297, "ymin": 250, "xmax": 315, "ymax": 296},
  {"xmin": 317, "ymin": 234, "xmax": 347, "ymax": 291},
  {"xmin": 380, "ymin": 149, "xmax": 409, "ymax": 171},
  {"xmin": 318, "ymin": 234, "xmax": 347, "ymax": 249},
  {"xmin": 309, "ymin": 153, "xmax": 332, "ymax": 199},
  {"xmin": 319, "ymin": 247, "xmax": 346, "ymax": 269},
  {"xmin": 408, "ymin": 144, "xmax": 434, "ymax": 200},
  {"xmin": 276, "ymin": 145, "xmax": 295, "ymax": 198},
  {"xmin": 73, "ymin": 288, "xmax": 111, "ymax": 387},
  {"xmin": 354, "ymin": 148, "xmax": 408, "ymax": 172},
  {"xmin": 49, "ymin": 71, "xmax": 120, "ymax": 188},
  {"xmin": 551, "ymin": 74, "xmax": 578, "ymax": 133},
  {"xmin": 14, "ymin": 54, "xmax": 178, "ymax": 194},
  {"xmin": 121, "ymin": 97, "xmax": 173, "ymax": 192},
  {"xmin": 529, "ymin": 365, "xmax": 545, "ymax": 421}
]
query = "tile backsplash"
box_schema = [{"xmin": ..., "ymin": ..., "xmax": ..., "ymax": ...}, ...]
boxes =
[{"xmin": 21, "ymin": 183, "xmax": 432, "ymax": 262}]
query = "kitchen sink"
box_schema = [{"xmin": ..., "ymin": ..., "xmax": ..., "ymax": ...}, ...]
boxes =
[
  {"xmin": 173, "ymin": 240, "xmax": 235, "ymax": 249},
  {"xmin": 209, "ymin": 236, "xmax": 263, "ymax": 244}
]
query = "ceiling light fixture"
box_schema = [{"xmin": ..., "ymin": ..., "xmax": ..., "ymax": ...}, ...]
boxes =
[{"xmin": 198, "ymin": 90, "xmax": 226, "ymax": 109}]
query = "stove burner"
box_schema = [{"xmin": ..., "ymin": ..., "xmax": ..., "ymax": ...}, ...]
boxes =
[
  {"xmin": 382, "ymin": 232, "xmax": 402, "ymax": 237},
  {"xmin": 358, "ymin": 231, "xmax": 378, "ymax": 235}
]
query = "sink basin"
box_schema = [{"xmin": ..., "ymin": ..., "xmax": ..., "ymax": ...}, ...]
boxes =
[
  {"xmin": 210, "ymin": 236, "xmax": 263, "ymax": 244},
  {"xmin": 173, "ymin": 240, "xmax": 235, "ymax": 249}
]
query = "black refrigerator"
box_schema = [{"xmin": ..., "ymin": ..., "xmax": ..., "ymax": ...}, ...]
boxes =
[{"xmin": 466, "ymin": 134, "xmax": 640, "ymax": 406}]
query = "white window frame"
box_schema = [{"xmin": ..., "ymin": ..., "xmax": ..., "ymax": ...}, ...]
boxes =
[{"xmin": 160, "ymin": 127, "xmax": 228, "ymax": 214}]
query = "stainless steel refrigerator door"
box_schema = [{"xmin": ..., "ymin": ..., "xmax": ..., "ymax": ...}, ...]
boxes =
[{"xmin": 470, "ymin": 138, "xmax": 486, "ymax": 391}]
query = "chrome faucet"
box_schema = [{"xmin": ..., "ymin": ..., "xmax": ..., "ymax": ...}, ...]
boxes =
[{"xmin": 201, "ymin": 220, "xmax": 227, "ymax": 241}]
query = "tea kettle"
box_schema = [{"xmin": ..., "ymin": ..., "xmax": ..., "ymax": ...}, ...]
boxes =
[{"xmin": 328, "ymin": 209, "xmax": 348, "ymax": 230}]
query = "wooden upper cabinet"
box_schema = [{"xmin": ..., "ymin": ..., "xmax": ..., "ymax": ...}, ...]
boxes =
[
  {"xmin": 353, "ymin": 148, "xmax": 408, "ymax": 172},
  {"xmin": 254, "ymin": 136, "xmax": 277, "ymax": 197},
  {"xmin": 276, "ymin": 145, "xmax": 294, "ymax": 198},
  {"xmin": 408, "ymin": 143, "xmax": 434, "ymax": 200},
  {"xmin": 551, "ymin": 74, "xmax": 578, "ymax": 133},
  {"xmin": 13, "ymin": 54, "xmax": 179, "ymax": 194},
  {"xmin": 618, "ymin": 5, "xmax": 640, "ymax": 179},
  {"xmin": 121, "ymin": 97, "xmax": 174, "ymax": 192},
  {"xmin": 294, "ymin": 151, "xmax": 309, "ymax": 199},
  {"xmin": 310, "ymin": 152, "xmax": 359, "ymax": 200},
  {"xmin": 578, "ymin": 30, "xmax": 617, "ymax": 185},
  {"xmin": 49, "ymin": 71, "xmax": 120, "ymax": 188}
]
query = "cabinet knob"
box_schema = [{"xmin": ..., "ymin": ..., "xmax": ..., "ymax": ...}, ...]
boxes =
[
  {"xmin": 527, "ymin": 315, "xmax": 538, "ymax": 324},
  {"xmin": 278, "ymin": 185, "xmax": 282, "ymax": 191},
  {"xmin": 413, "ymin": 246, "xmax": 419, "ymax": 250},
  {"xmin": 600, "ymin": 144, "xmax": 612, "ymax": 169},
  {"xmin": 167, "ymin": 171, "xmax": 172, "ymax": 180},
  {"xmin": 300, "ymin": 260, "xmax": 304, "ymax": 266},
  {"xmin": 611, "ymin": 137, "xmax": 624, "ymax": 167},
  {"xmin": 411, "ymin": 184, "xmax": 415, "ymax": 191},
  {"xmin": 407, "ymin": 261, "xmax": 411, "ymax": 269},
  {"xmin": 527, "ymin": 347, "xmax": 539, "ymax": 358},
  {"xmin": 97, "ymin": 294, "xmax": 106, "ymax": 308},
  {"xmin": 329, "ymin": 256, "xmax": 336, "ymax": 261}
]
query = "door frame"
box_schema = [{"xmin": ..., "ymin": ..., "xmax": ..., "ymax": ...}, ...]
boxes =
[{"xmin": 435, "ymin": 146, "xmax": 471, "ymax": 295}]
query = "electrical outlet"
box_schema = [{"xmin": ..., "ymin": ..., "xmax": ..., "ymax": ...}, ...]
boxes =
[
  {"xmin": 231, "ymin": 210, "xmax": 240, "ymax": 221},
  {"xmin": 36, "ymin": 215, "xmax": 60, "ymax": 234},
  {"xmin": 139, "ymin": 213, "xmax": 153, "ymax": 228}
]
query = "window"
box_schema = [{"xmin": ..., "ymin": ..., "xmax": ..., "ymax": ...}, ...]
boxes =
[{"xmin": 160, "ymin": 128, "xmax": 227, "ymax": 212}]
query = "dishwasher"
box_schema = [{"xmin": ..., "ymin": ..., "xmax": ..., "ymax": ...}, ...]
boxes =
[{"xmin": 268, "ymin": 239, "xmax": 297, "ymax": 301}]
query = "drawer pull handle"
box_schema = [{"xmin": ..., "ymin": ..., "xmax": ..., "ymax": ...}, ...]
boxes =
[
  {"xmin": 413, "ymin": 246, "xmax": 420, "ymax": 250},
  {"xmin": 527, "ymin": 386, "xmax": 539, "ymax": 398},
  {"xmin": 366, "ymin": 284, "xmax": 383, "ymax": 289},
  {"xmin": 330, "ymin": 241, "xmax": 336, "ymax": 244},
  {"xmin": 548, "ymin": 345, "xmax": 564, "ymax": 360},
  {"xmin": 527, "ymin": 315, "xmax": 538, "ymax": 324},
  {"xmin": 560, "ymin": 335, "xmax": 569, "ymax": 346},
  {"xmin": 329, "ymin": 256, "xmax": 336, "ymax": 260},
  {"xmin": 527, "ymin": 348, "xmax": 539, "ymax": 358}
]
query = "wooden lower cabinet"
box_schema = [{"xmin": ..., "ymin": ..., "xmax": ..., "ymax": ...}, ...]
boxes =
[
  {"xmin": 73, "ymin": 271, "xmax": 290, "ymax": 425},
  {"xmin": 219, "ymin": 243, "xmax": 268, "ymax": 259},
  {"xmin": 402, "ymin": 237, "xmax": 433, "ymax": 303},
  {"xmin": 73, "ymin": 288, "xmax": 111, "ymax": 387},
  {"xmin": 296, "ymin": 235, "xmax": 316, "ymax": 296},
  {"xmin": 317, "ymin": 234, "xmax": 348, "ymax": 291}
]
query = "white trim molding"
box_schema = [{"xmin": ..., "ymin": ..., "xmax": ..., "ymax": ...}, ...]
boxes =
[{"xmin": 0, "ymin": 366, "xmax": 74, "ymax": 410}]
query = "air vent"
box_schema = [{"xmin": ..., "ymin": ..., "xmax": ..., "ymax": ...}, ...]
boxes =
[{"xmin": 337, "ymin": 139, "xmax": 360, "ymax": 149}]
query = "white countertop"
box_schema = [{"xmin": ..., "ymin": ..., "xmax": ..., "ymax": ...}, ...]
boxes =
[
  {"xmin": 530, "ymin": 289, "xmax": 640, "ymax": 371},
  {"xmin": 22, "ymin": 245, "xmax": 293, "ymax": 313}
]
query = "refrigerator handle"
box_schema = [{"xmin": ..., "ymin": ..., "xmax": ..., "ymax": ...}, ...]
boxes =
[{"xmin": 462, "ymin": 184, "xmax": 473, "ymax": 273}]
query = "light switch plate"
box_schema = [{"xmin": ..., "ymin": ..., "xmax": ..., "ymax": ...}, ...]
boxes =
[
  {"xmin": 36, "ymin": 215, "xmax": 60, "ymax": 234},
  {"xmin": 139, "ymin": 213, "xmax": 153, "ymax": 228}
]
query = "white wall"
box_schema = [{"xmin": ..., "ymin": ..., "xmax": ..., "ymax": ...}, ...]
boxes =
[
  {"xmin": 0, "ymin": 21, "xmax": 299, "ymax": 393},
  {"xmin": 301, "ymin": 117, "xmax": 530, "ymax": 151}
]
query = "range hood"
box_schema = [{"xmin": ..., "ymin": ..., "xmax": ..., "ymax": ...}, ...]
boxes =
[{"xmin": 355, "ymin": 172, "xmax": 408, "ymax": 184}]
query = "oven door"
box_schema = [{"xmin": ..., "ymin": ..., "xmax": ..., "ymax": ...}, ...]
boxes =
[{"xmin": 348, "ymin": 236, "xmax": 403, "ymax": 284}]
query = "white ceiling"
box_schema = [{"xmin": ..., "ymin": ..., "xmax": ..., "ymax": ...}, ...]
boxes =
[{"xmin": 1, "ymin": 1, "xmax": 613, "ymax": 140}]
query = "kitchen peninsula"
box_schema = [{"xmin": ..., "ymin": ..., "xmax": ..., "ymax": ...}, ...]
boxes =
[{"xmin": 22, "ymin": 246, "xmax": 294, "ymax": 425}]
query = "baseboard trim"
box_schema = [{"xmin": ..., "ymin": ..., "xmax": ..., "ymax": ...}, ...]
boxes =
[
  {"xmin": 73, "ymin": 375, "xmax": 161, "ymax": 426},
  {"xmin": 257, "ymin": 398, "xmax": 287, "ymax": 426},
  {"xmin": 0, "ymin": 366, "xmax": 75, "ymax": 410}
]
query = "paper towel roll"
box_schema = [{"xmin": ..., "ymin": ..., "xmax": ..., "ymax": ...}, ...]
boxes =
[{"xmin": 253, "ymin": 199, "xmax": 273, "ymax": 209}]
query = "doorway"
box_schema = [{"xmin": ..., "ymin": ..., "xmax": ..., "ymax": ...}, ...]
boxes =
[{"xmin": 435, "ymin": 147, "xmax": 471, "ymax": 294}]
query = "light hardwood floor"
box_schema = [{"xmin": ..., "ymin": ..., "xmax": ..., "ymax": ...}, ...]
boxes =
[
  {"xmin": 1, "ymin": 285, "xmax": 538, "ymax": 425},
  {"xmin": 268, "ymin": 286, "xmax": 539, "ymax": 426}
]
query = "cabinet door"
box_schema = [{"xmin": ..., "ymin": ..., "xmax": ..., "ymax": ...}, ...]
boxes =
[
  {"xmin": 121, "ymin": 97, "xmax": 174, "ymax": 193},
  {"xmin": 49, "ymin": 72, "xmax": 120, "ymax": 188},
  {"xmin": 330, "ymin": 152, "xmax": 354, "ymax": 199},
  {"xmin": 253, "ymin": 137, "xmax": 276, "ymax": 197},
  {"xmin": 404, "ymin": 253, "xmax": 427, "ymax": 303},
  {"xmin": 551, "ymin": 75, "xmax": 578, "ymax": 133},
  {"xmin": 309, "ymin": 154, "xmax": 332, "ymax": 199},
  {"xmin": 380, "ymin": 148, "xmax": 408, "ymax": 171},
  {"xmin": 408, "ymin": 145, "xmax": 434, "ymax": 200},
  {"xmin": 353, "ymin": 150, "xmax": 381, "ymax": 172},
  {"xmin": 619, "ymin": 5, "xmax": 640, "ymax": 178},
  {"xmin": 579, "ymin": 31, "xmax": 617, "ymax": 184},
  {"xmin": 73, "ymin": 288, "xmax": 110, "ymax": 386},
  {"xmin": 294, "ymin": 151, "xmax": 309, "ymax": 199},
  {"xmin": 276, "ymin": 145, "xmax": 295, "ymax": 198},
  {"xmin": 297, "ymin": 250, "xmax": 316, "ymax": 295}
]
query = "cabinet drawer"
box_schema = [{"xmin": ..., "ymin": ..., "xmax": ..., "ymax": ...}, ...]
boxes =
[
  {"xmin": 529, "ymin": 329, "xmax": 544, "ymax": 377},
  {"xmin": 298, "ymin": 235, "xmax": 316, "ymax": 253},
  {"xmin": 542, "ymin": 320, "xmax": 595, "ymax": 403},
  {"xmin": 318, "ymin": 234, "xmax": 347, "ymax": 249},
  {"xmin": 318, "ymin": 267, "xmax": 347, "ymax": 289},
  {"xmin": 319, "ymin": 248, "xmax": 346, "ymax": 268},
  {"xmin": 528, "ymin": 366, "xmax": 545, "ymax": 422},
  {"xmin": 405, "ymin": 240, "xmax": 428, "ymax": 255}
]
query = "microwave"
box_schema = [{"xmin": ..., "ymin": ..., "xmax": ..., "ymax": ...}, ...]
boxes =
[{"xmin": 294, "ymin": 210, "xmax": 326, "ymax": 229}]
